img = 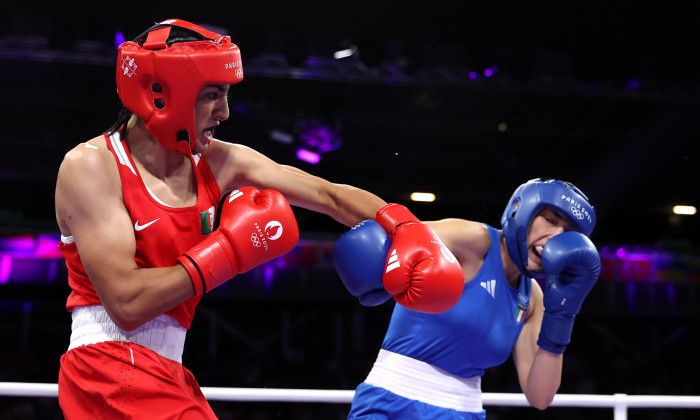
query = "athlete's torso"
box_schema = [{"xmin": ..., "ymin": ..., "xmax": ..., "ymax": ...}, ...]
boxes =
[
  {"xmin": 382, "ymin": 224, "xmax": 531, "ymax": 378},
  {"xmin": 59, "ymin": 131, "xmax": 222, "ymax": 329}
]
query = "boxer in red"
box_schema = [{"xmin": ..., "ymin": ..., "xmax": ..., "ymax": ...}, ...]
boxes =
[{"xmin": 55, "ymin": 19, "xmax": 382, "ymax": 419}]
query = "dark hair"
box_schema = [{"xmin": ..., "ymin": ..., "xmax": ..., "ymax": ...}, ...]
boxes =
[
  {"xmin": 107, "ymin": 24, "xmax": 207, "ymax": 136},
  {"xmin": 137, "ymin": 25, "xmax": 207, "ymax": 46},
  {"xmin": 107, "ymin": 106, "xmax": 132, "ymax": 136}
]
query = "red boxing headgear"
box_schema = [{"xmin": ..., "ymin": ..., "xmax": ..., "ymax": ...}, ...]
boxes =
[{"xmin": 116, "ymin": 19, "xmax": 244, "ymax": 154}]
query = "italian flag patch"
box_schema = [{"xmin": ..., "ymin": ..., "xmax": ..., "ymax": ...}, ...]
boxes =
[{"xmin": 515, "ymin": 303, "xmax": 527, "ymax": 323}]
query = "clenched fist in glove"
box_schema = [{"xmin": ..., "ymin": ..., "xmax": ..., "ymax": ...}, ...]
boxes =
[
  {"xmin": 537, "ymin": 231, "xmax": 601, "ymax": 354},
  {"xmin": 332, "ymin": 220, "xmax": 393, "ymax": 307},
  {"xmin": 178, "ymin": 187, "xmax": 299, "ymax": 296},
  {"xmin": 375, "ymin": 203, "xmax": 464, "ymax": 314}
]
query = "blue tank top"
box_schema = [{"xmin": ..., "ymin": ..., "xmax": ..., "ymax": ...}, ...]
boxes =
[{"xmin": 381, "ymin": 224, "xmax": 531, "ymax": 378}]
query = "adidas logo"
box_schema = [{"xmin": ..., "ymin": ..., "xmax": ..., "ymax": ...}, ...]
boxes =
[
  {"xmin": 480, "ymin": 279, "xmax": 496, "ymax": 299},
  {"xmin": 228, "ymin": 189, "xmax": 244, "ymax": 203},
  {"xmin": 386, "ymin": 249, "xmax": 400, "ymax": 273}
]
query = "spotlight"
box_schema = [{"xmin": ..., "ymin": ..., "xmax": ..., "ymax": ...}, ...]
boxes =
[
  {"xmin": 673, "ymin": 205, "xmax": 696, "ymax": 215},
  {"xmin": 410, "ymin": 192, "xmax": 436, "ymax": 202},
  {"xmin": 0, "ymin": 255, "xmax": 10, "ymax": 285},
  {"xmin": 296, "ymin": 148, "xmax": 321, "ymax": 164},
  {"xmin": 294, "ymin": 119, "xmax": 343, "ymax": 164},
  {"xmin": 626, "ymin": 78, "xmax": 641, "ymax": 90},
  {"xmin": 269, "ymin": 129, "xmax": 294, "ymax": 144},
  {"xmin": 114, "ymin": 31, "xmax": 126, "ymax": 49},
  {"xmin": 334, "ymin": 45, "xmax": 358, "ymax": 59}
]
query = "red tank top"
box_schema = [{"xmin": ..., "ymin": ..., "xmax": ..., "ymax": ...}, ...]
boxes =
[{"xmin": 59, "ymin": 131, "xmax": 222, "ymax": 329}]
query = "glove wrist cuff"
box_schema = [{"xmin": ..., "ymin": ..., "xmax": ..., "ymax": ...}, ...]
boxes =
[
  {"xmin": 376, "ymin": 204, "xmax": 418, "ymax": 236},
  {"xmin": 178, "ymin": 254, "xmax": 205, "ymax": 297},
  {"xmin": 180, "ymin": 231, "xmax": 239, "ymax": 295},
  {"xmin": 537, "ymin": 312, "xmax": 575, "ymax": 354}
]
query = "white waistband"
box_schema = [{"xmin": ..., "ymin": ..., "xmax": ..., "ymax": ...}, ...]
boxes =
[
  {"xmin": 365, "ymin": 349, "xmax": 483, "ymax": 413},
  {"xmin": 68, "ymin": 305, "xmax": 187, "ymax": 363}
]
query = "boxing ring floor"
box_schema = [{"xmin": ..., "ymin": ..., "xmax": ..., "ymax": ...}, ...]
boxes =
[{"xmin": 2, "ymin": 382, "xmax": 700, "ymax": 420}]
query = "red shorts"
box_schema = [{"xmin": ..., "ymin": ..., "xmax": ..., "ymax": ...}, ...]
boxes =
[{"xmin": 59, "ymin": 341, "xmax": 217, "ymax": 419}]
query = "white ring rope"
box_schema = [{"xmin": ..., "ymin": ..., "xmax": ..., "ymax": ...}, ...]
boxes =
[{"xmin": 2, "ymin": 382, "xmax": 700, "ymax": 408}]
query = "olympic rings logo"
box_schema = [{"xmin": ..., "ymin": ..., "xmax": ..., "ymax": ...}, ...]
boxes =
[
  {"xmin": 570, "ymin": 206, "xmax": 585, "ymax": 220},
  {"xmin": 250, "ymin": 221, "xmax": 284, "ymax": 248}
]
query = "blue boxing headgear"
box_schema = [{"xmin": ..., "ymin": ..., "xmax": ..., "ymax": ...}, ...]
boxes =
[{"xmin": 501, "ymin": 178, "xmax": 596, "ymax": 278}]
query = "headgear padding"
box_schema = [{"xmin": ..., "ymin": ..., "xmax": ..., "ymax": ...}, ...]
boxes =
[
  {"xmin": 116, "ymin": 19, "xmax": 244, "ymax": 154},
  {"xmin": 501, "ymin": 178, "xmax": 596, "ymax": 278}
]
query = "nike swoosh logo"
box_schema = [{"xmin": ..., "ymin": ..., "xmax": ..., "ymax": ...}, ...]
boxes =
[{"xmin": 134, "ymin": 218, "xmax": 160, "ymax": 231}]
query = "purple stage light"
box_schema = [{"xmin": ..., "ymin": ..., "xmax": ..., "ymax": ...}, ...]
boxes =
[
  {"xmin": 36, "ymin": 234, "xmax": 61, "ymax": 258},
  {"xmin": 0, "ymin": 255, "xmax": 10, "ymax": 285},
  {"xmin": 0, "ymin": 234, "xmax": 64, "ymax": 285},
  {"xmin": 297, "ymin": 121, "xmax": 343, "ymax": 153},
  {"xmin": 666, "ymin": 283, "xmax": 676, "ymax": 307},
  {"xmin": 264, "ymin": 264, "xmax": 275, "ymax": 291},
  {"xmin": 0, "ymin": 235, "xmax": 35, "ymax": 253},
  {"xmin": 296, "ymin": 148, "xmax": 321, "ymax": 164},
  {"xmin": 232, "ymin": 103, "xmax": 249, "ymax": 115},
  {"xmin": 114, "ymin": 31, "xmax": 126, "ymax": 49},
  {"xmin": 0, "ymin": 234, "xmax": 62, "ymax": 258},
  {"xmin": 294, "ymin": 119, "xmax": 343, "ymax": 164},
  {"xmin": 306, "ymin": 55, "xmax": 324, "ymax": 65},
  {"xmin": 468, "ymin": 71, "xmax": 478, "ymax": 80},
  {"xmin": 626, "ymin": 282, "xmax": 636, "ymax": 309}
]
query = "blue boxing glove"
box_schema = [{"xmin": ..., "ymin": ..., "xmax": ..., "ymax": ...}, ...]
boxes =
[
  {"xmin": 332, "ymin": 220, "xmax": 392, "ymax": 306},
  {"xmin": 538, "ymin": 231, "xmax": 601, "ymax": 354}
]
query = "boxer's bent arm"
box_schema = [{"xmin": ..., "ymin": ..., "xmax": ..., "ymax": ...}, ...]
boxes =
[
  {"xmin": 56, "ymin": 144, "xmax": 195, "ymax": 331},
  {"xmin": 425, "ymin": 218, "xmax": 491, "ymax": 282},
  {"xmin": 204, "ymin": 141, "xmax": 386, "ymax": 227},
  {"xmin": 511, "ymin": 279, "xmax": 562, "ymax": 410}
]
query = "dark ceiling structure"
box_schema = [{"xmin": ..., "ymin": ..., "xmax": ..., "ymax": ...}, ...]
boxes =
[{"xmin": 2, "ymin": 2, "xmax": 700, "ymax": 249}]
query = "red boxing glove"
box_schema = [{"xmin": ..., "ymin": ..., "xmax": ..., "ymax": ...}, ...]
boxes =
[
  {"xmin": 178, "ymin": 187, "xmax": 299, "ymax": 296},
  {"xmin": 375, "ymin": 204, "xmax": 464, "ymax": 313}
]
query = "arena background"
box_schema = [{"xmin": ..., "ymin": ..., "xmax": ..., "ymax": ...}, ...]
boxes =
[{"xmin": 1, "ymin": 2, "xmax": 699, "ymax": 418}]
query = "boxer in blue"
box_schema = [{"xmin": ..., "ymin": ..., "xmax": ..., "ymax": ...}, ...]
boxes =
[{"xmin": 333, "ymin": 178, "xmax": 601, "ymax": 419}]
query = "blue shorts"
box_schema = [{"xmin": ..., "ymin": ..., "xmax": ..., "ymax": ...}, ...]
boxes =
[{"xmin": 347, "ymin": 383, "xmax": 487, "ymax": 420}]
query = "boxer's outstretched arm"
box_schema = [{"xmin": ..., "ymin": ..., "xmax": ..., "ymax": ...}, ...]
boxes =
[{"xmin": 203, "ymin": 141, "xmax": 387, "ymax": 227}]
